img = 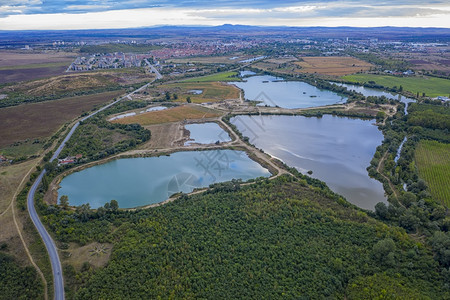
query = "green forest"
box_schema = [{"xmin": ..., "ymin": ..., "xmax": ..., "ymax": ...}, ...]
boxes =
[
  {"xmin": 40, "ymin": 176, "xmax": 448, "ymax": 299},
  {"xmin": 0, "ymin": 252, "xmax": 43, "ymax": 299}
]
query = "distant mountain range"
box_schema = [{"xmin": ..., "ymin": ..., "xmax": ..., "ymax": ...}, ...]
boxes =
[{"xmin": 0, "ymin": 25, "xmax": 449, "ymax": 46}]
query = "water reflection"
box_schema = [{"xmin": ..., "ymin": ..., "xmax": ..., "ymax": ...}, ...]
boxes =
[{"xmin": 231, "ymin": 115, "xmax": 387, "ymax": 210}]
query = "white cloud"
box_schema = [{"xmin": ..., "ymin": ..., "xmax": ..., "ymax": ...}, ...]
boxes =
[
  {"xmin": 274, "ymin": 6, "xmax": 322, "ymax": 13},
  {"xmin": 0, "ymin": 8, "xmax": 217, "ymax": 30},
  {"xmin": 0, "ymin": 5, "xmax": 448, "ymax": 30},
  {"xmin": 66, "ymin": 5, "xmax": 111, "ymax": 10},
  {"xmin": 0, "ymin": 5, "xmax": 26, "ymax": 14}
]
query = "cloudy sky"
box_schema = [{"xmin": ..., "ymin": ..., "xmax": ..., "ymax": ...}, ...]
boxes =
[{"xmin": 0, "ymin": 0, "xmax": 449, "ymax": 30}]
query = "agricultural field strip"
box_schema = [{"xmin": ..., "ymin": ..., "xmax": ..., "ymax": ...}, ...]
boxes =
[
  {"xmin": 342, "ymin": 74, "xmax": 450, "ymax": 97},
  {"xmin": 415, "ymin": 140, "xmax": 450, "ymax": 206},
  {"xmin": 294, "ymin": 56, "xmax": 373, "ymax": 76}
]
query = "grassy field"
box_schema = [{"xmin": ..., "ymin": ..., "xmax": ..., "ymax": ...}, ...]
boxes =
[
  {"xmin": 415, "ymin": 140, "xmax": 450, "ymax": 206},
  {"xmin": 64, "ymin": 242, "xmax": 113, "ymax": 271},
  {"xmin": 0, "ymin": 90, "xmax": 124, "ymax": 150},
  {"xmin": 0, "ymin": 142, "xmax": 44, "ymax": 159},
  {"xmin": 295, "ymin": 56, "xmax": 373, "ymax": 76},
  {"xmin": 183, "ymin": 71, "xmax": 240, "ymax": 82},
  {"xmin": 0, "ymin": 160, "xmax": 37, "ymax": 212},
  {"xmin": 157, "ymin": 81, "xmax": 239, "ymax": 103},
  {"xmin": 112, "ymin": 105, "xmax": 221, "ymax": 125},
  {"xmin": 0, "ymin": 159, "xmax": 41, "ymax": 268},
  {"xmin": 342, "ymin": 74, "xmax": 450, "ymax": 97}
]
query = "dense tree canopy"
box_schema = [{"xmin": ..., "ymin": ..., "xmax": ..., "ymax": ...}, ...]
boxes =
[
  {"xmin": 41, "ymin": 176, "xmax": 447, "ymax": 299},
  {"xmin": 0, "ymin": 252, "xmax": 43, "ymax": 300}
]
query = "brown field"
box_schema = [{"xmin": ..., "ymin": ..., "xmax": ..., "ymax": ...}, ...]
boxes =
[
  {"xmin": 406, "ymin": 56, "xmax": 450, "ymax": 74},
  {"xmin": 0, "ymin": 51, "xmax": 77, "ymax": 83},
  {"xmin": 0, "ymin": 51, "xmax": 76, "ymax": 68},
  {"xmin": 112, "ymin": 105, "xmax": 221, "ymax": 126},
  {"xmin": 392, "ymin": 50, "xmax": 450, "ymax": 75},
  {"xmin": 294, "ymin": 56, "xmax": 373, "ymax": 76},
  {"xmin": 0, "ymin": 90, "xmax": 124, "ymax": 148},
  {"xmin": 0, "ymin": 65, "xmax": 69, "ymax": 84},
  {"xmin": 1, "ymin": 69, "xmax": 151, "ymax": 98}
]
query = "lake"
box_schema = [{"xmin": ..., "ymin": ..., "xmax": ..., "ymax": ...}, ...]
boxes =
[
  {"xmin": 185, "ymin": 123, "xmax": 231, "ymax": 145},
  {"xmin": 335, "ymin": 83, "xmax": 415, "ymax": 114},
  {"xmin": 58, "ymin": 150, "xmax": 270, "ymax": 209},
  {"xmin": 230, "ymin": 75, "xmax": 347, "ymax": 109},
  {"xmin": 239, "ymin": 56, "xmax": 266, "ymax": 63},
  {"xmin": 231, "ymin": 115, "xmax": 387, "ymax": 210}
]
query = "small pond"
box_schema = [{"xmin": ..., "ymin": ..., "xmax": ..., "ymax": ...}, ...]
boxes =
[{"xmin": 185, "ymin": 123, "xmax": 231, "ymax": 145}]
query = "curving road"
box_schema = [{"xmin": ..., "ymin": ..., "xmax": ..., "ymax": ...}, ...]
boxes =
[{"xmin": 27, "ymin": 69, "xmax": 161, "ymax": 300}]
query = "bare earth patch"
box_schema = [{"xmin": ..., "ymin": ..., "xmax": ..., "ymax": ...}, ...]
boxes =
[
  {"xmin": 139, "ymin": 122, "xmax": 187, "ymax": 149},
  {"xmin": 64, "ymin": 242, "xmax": 113, "ymax": 270}
]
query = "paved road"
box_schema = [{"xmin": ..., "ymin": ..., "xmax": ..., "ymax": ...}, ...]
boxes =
[
  {"xmin": 27, "ymin": 170, "xmax": 64, "ymax": 299},
  {"xmin": 145, "ymin": 59, "xmax": 163, "ymax": 79},
  {"xmin": 27, "ymin": 70, "xmax": 161, "ymax": 300}
]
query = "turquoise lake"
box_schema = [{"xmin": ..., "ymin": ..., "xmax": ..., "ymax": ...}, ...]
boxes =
[
  {"xmin": 230, "ymin": 75, "xmax": 347, "ymax": 109},
  {"xmin": 58, "ymin": 150, "xmax": 270, "ymax": 209}
]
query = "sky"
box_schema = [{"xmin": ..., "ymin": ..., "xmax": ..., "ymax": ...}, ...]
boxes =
[{"xmin": 0, "ymin": 0, "xmax": 449, "ymax": 30}]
